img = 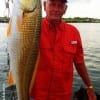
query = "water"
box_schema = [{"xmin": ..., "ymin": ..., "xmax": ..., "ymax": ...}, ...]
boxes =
[
  {"xmin": 0, "ymin": 23, "xmax": 9, "ymax": 99},
  {"xmin": 0, "ymin": 23, "xmax": 100, "ymax": 99},
  {"xmin": 71, "ymin": 23, "xmax": 100, "ymax": 93},
  {"xmin": 0, "ymin": 23, "xmax": 9, "ymax": 83}
]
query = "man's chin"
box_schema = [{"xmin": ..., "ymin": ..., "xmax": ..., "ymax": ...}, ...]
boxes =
[{"xmin": 50, "ymin": 17, "xmax": 61, "ymax": 21}]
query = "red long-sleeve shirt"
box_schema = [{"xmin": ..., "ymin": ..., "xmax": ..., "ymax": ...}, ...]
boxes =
[{"xmin": 30, "ymin": 18, "xmax": 84, "ymax": 100}]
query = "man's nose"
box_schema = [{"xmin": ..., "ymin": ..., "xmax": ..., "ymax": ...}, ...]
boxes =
[{"xmin": 53, "ymin": 4, "xmax": 60, "ymax": 11}]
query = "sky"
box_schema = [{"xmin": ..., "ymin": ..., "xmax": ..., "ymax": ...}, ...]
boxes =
[{"xmin": 0, "ymin": 0, "xmax": 100, "ymax": 18}]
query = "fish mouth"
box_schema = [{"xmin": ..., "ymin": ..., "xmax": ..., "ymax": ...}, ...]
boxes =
[{"xmin": 20, "ymin": 0, "xmax": 38, "ymax": 12}]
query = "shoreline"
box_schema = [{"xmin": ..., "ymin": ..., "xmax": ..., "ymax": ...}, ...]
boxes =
[
  {"xmin": 0, "ymin": 21, "xmax": 100, "ymax": 23},
  {"xmin": 0, "ymin": 17, "xmax": 100, "ymax": 23},
  {"xmin": 0, "ymin": 21, "xmax": 9, "ymax": 23}
]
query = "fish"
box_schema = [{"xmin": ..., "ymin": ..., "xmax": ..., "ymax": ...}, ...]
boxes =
[{"xmin": 7, "ymin": 0, "xmax": 42, "ymax": 99}]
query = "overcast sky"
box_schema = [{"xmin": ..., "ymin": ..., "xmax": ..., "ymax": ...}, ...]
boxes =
[{"xmin": 0, "ymin": 0, "xmax": 100, "ymax": 18}]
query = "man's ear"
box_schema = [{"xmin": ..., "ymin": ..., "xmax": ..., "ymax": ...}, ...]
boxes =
[
  {"xmin": 64, "ymin": 5, "xmax": 68, "ymax": 14},
  {"xmin": 43, "ymin": 1, "xmax": 46, "ymax": 11}
]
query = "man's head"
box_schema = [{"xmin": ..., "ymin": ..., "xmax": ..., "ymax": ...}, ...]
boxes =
[
  {"xmin": 44, "ymin": 0, "xmax": 68, "ymax": 22},
  {"xmin": 44, "ymin": 0, "xmax": 68, "ymax": 3},
  {"xmin": 46, "ymin": 0, "xmax": 68, "ymax": 3}
]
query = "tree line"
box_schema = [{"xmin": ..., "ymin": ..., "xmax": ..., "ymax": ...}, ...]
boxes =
[
  {"xmin": 0, "ymin": 16, "xmax": 100, "ymax": 23},
  {"xmin": 63, "ymin": 17, "xmax": 100, "ymax": 23}
]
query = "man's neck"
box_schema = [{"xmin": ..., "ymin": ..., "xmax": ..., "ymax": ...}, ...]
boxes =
[{"xmin": 46, "ymin": 17, "xmax": 62, "ymax": 26}]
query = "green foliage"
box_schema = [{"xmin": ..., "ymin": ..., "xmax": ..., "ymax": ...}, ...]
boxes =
[
  {"xmin": 0, "ymin": 17, "xmax": 100, "ymax": 23},
  {"xmin": 0, "ymin": 17, "xmax": 10, "ymax": 23},
  {"xmin": 63, "ymin": 17, "xmax": 100, "ymax": 23}
]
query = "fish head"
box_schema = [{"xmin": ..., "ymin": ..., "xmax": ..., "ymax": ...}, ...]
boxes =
[{"xmin": 20, "ymin": 0, "xmax": 39, "ymax": 12}]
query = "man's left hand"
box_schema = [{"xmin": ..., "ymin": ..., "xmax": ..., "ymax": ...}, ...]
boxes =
[{"xmin": 87, "ymin": 89, "xmax": 97, "ymax": 100}]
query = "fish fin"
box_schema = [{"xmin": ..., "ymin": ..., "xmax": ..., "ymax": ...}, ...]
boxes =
[
  {"xmin": 6, "ymin": 19, "xmax": 12, "ymax": 37},
  {"xmin": 29, "ymin": 52, "xmax": 40, "ymax": 94},
  {"xmin": 8, "ymin": 70, "xmax": 15, "ymax": 86}
]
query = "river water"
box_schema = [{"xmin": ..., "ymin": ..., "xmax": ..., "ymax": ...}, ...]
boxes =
[
  {"xmin": 0, "ymin": 23, "xmax": 100, "ymax": 99},
  {"xmin": 71, "ymin": 23, "xmax": 100, "ymax": 93}
]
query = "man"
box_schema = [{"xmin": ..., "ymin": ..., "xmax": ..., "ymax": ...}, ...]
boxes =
[
  {"xmin": 29, "ymin": 0, "xmax": 96, "ymax": 100},
  {"xmin": 31, "ymin": 0, "xmax": 96, "ymax": 100}
]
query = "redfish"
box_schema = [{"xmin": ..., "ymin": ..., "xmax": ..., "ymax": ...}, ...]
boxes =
[{"xmin": 7, "ymin": 0, "xmax": 42, "ymax": 99}]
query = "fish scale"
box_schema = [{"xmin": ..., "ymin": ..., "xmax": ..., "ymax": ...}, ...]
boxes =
[
  {"xmin": 8, "ymin": 0, "xmax": 42, "ymax": 100},
  {"xmin": 22, "ymin": 11, "xmax": 41, "ymax": 100}
]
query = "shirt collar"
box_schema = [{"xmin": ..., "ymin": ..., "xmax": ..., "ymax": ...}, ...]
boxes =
[{"xmin": 43, "ymin": 17, "xmax": 65, "ymax": 32}]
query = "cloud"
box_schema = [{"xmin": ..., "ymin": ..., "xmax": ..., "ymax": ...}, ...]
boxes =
[
  {"xmin": 68, "ymin": 0, "xmax": 91, "ymax": 3},
  {"xmin": 65, "ymin": 0, "xmax": 100, "ymax": 18},
  {"xmin": 0, "ymin": 0, "xmax": 100, "ymax": 18}
]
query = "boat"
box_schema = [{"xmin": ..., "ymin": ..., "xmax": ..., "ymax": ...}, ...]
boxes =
[{"xmin": 4, "ymin": 85, "xmax": 100, "ymax": 100}]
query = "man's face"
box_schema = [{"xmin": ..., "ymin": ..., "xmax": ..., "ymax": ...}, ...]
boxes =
[{"xmin": 44, "ymin": 0, "xmax": 67, "ymax": 21}]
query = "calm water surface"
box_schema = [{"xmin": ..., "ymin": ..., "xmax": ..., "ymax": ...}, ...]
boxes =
[
  {"xmin": 71, "ymin": 23, "xmax": 100, "ymax": 92},
  {"xmin": 0, "ymin": 23, "xmax": 100, "ymax": 98}
]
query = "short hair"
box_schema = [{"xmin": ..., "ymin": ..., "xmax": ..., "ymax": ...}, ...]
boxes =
[{"xmin": 44, "ymin": 0, "xmax": 68, "ymax": 3}]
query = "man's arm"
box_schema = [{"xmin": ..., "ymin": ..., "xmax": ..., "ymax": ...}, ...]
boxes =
[
  {"xmin": 75, "ymin": 62, "xmax": 97, "ymax": 100},
  {"xmin": 74, "ymin": 62, "xmax": 92, "ymax": 87}
]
